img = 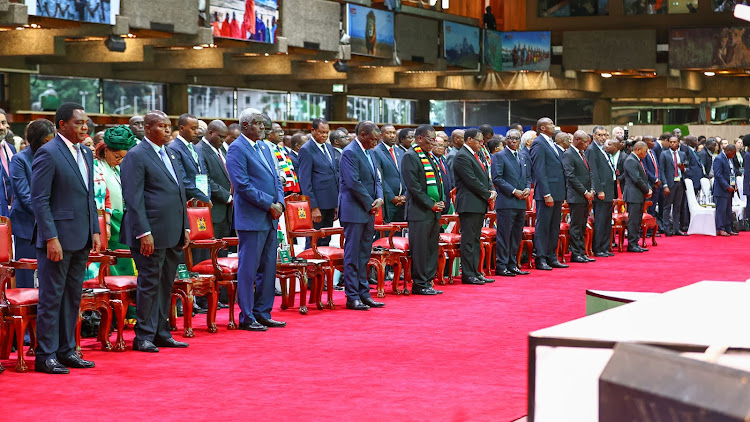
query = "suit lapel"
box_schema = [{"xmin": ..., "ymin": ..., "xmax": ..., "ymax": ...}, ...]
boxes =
[
  {"xmin": 144, "ymin": 141, "xmax": 179, "ymax": 185},
  {"xmin": 379, "ymin": 143, "xmax": 399, "ymax": 172},
  {"xmin": 55, "ymin": 137, "xmax": 87, "ymax": 190},
  {"xmin": 205, "ymin": 143, "xmax": 229, "ymax": 179}
]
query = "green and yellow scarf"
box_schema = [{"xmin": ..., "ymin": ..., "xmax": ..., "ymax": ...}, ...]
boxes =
[{"xmin": 414, "ymin": 145, "xmax": 442, "ymax": 202}]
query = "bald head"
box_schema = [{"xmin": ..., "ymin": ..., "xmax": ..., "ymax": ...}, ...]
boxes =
[
  {"xmin": 451, "ymin": 129, "xmax": 465, "ymax": 149},
  {"xmin": 144, "ymin": 110, "xmax": 170, "ymax": 146},
  {"xmin": 537, "ymin": 117, "xmax": 554, "ymax": 136},
  {"xmin": 572, "ymin": 130, "xmax": 588, "ymax": 150},
  {"xmin": 633, "ymin": 140, "xmax": 648, "ymax": 159},
  {"xmin": 206, "ymin": 119, "xmax": 228, "ymax": 148}
]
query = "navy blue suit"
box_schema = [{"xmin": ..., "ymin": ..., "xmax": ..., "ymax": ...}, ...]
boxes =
[
  {"xmin": 120, "ymin": 138, "xmax": 188, "ymax": 343},
  {"xmin": 9, "ymin": 148, "xmax": 36, "ymax": 287},
  {"xmin": 288, "ymin": 149, "xmax": 300, "ymax": 172},
  {"xmin": 641, "ymin": 148, "xmax": 663, "ymax": 230},
  {"xmin": 530, "ymin": 134, "xmax": 566, "ymax": 263},
  {"xmin": 373, "ymin": 142, "xmax": 404, "ymax": 222},
  {"xmin": 713, "ymin": 152, "xmax": 735, "ymax": 232},
  {"xmin": 338, "ymin": 140, "xmax": 382, "ymax": 302},
  {"xmin": 197, "ymin": 140, "xmax": 233, "ymax": 248},
  {"xmin": 492, "ymin": 148, "xmax": 530, "ymax": 270},
  {"xmin": 226, "ymin": 134, "xmax": 284, "ymax": 324},
  {"xmin": 297, "ymin": 138, "xmax": 339, "ymax": 248},
  {"xmin": 31, "ymin": 135, "xmax": 99, "ymax": 361},
  {"xmin": 0, "ymin": 141, "xmax": 16, "ymax": 210},
  {"xmin": 167, "ymin": 137, "xmax": 210, "ymax": 203},
  {"xmin": 435, "ymin": 154, "xmax": 453, "ymax": 213},
  {"xmin": 659, "ymin": 148, "xmax": 687, "ymax": 234}
]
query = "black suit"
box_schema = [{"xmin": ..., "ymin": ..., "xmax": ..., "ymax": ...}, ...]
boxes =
[
  {"xmin": 623, "ymin": 154, "xmax": 650, "ymax": 247},
  {"xmin": 401, "ymin": 147, "xmax": 444, "ymax": 288},
  {"xmin": 530, "ymin": 135, "xmax": 567, "ymax": 263},
  {"xmin": 562, "ymin": 147, "xmax": 593, "ymax": 258},
  {"xmin": 120, "ymin": 139, "xmax": 188, "ymax": 344},
  {"xmin": 197, "ymin": 140, "xmax": 233, "ymax": 255},
  {"xmin": 613, "ymin": 150, "xmax": 627, "ymax": 198},
  {"xmin": 453, "ymin": 147, "xmax": 492, "ymax": 280},
  {"xmin": 492, "ymin": 149, "xmax": 530, "ymax": 270},
  {"xmin": 697, "ymin": 149, "xmax": 714, "ymax": 179},
  {"xmin": 585, "ymin": 142, "xmax": 616, "ymax": 254}
]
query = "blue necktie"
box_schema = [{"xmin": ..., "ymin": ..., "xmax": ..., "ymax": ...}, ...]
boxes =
[
  {"xmin": 74, "ymin": 144, "xmax": 89, "ymax": 189},
  {"xmin": 159, "ymin": 148, "xmax": 178, "ymax": 183},
  {"xmin": 364, "ymin": 149, "xmax": 375, "ymax": 174}
]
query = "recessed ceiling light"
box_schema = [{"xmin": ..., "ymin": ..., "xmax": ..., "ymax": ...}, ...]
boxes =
[
  {"xmin": 704, "ymin": 71, "xmax": 716, "ymax": 76},
  {"xmin": 601, "ymin": 73, "xmax": 612, "ymax": 78}
]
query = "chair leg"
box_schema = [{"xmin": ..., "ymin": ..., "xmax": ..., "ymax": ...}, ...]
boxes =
[
  {"xmin": 436, "ymin": 250, "xmax": 446, "ymax": 285},
  {"xmin": 12, "ymin": 316, "xmax": 28, "ymax": 372},
  {"xmin": 182, "ymin": 292, "xmax": 195, "ymax": 338},
  {"xmin": 26, "ymin": 320, "xmax": 36, "ymax": 356},
  {"xmin": 279, "ymin": 276, "xmax": 290, "ymax": 310},
  {"xmin": 110, "ymin": 299, "xmax": 126, "ymax": 352},
  {"xmin": 98, "ymin": 306, "xmax": 113, "ymax": 352},
  {"xmin": 298, "ymin": 272, "xmax": 308, "ymax": 315},
  {"xmin": 75, "ymin": 311, "xmax": 83, "ymax": 358},
  {"xmin": 207, "ymin": 287, "xmax": 219, "ymax": 332},
  {"xmin": 651, "ymin": 226, "xmax": 658, "ymax": 246},
  {"xmin": 0, "ymin": 317, "xmax": 11, "ymax": 360},
  {"xmin": 225, "ymin": 281, "xmax": 237, "ymax": 330},
  {"xmin": 169, "ymin": 291, "xmax": 180, "ymax": 332},
  {"xmin": 325, "ymin": 267, "xmax": 335, "ymax": 310}
]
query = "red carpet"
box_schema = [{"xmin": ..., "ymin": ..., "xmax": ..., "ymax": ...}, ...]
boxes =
[{"xmin": 3, "ymin": 234, "xmax": 748, "ymax": 421}]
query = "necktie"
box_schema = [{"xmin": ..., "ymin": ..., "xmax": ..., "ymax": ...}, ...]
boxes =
[
  {"xmin": 0, "ymin": 143, "xmax": 8, "ymax": 177},
  {"xmin": 254, "ymin": 143, "xmax": 272, "ymax": 173},
  {"xmin": 474, "ymin": 152, "xmax": 486, "ymax": 172},
  {"xmin": 217, "ymin": 149, "xmax": 228, "ymax": 173},
  {"xmin": 364, "ymin": 149, "xmax": 375, "ymax": 175},
  {"xmin": 158, "ymin": 148, "xmax": 178, "ymax": 183},
  {"xmin": 579, "ymin": 149, "xmax": 589, "ymax": 171},
  {"xmin": 438, "ymin": 156, "xmax": 447, "ymax": 174},
  {"xmin": 321, "ymin": 143, "xmax": 332, "ymax": 163},
  {"xmin": 74, "ymin": 144, "xmax": 89, "ymax": 189},
  {"xmin": 649, "ymin": 151, "xmax": 658, "ymax": 178},
  {"xmin": 187, "ymin": 142, "xmax": 201, "ymax": 172},
  {"xmin": 673, "ymin": 151, "xmax": 679, "ymax": 178},
  {"xmin": 389, "ymin": 146, "xmax": 398, "ymax": 170}
]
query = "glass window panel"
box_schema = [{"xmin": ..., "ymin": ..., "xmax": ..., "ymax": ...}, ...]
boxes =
[
  {"xmin": 347, "ymin": 96, "xmax": 380, "ymax": 122},
  {"xmin": 430, "ymin": 100, "xmax": 463, "ymax": 126},
  {"xmin": 30, "ymin": 75, "xmax": 100, "ymax": 113},
  {"xmin": 237, "ymin": 89, "xmax": 288, "ymax": 121},
  {"xmin": 290, "ymin": 92, "xmax": 330, "ymax": 121},
  {"xmin": 714, "ymin": 0, "xmax": 738, "ymax": 12},
  {"xmin": 465, "ymin": 100, "xmax": 509, "ymax": 127},
  {"xmin": 556, "ymin": 99, "xmax": 594, "ymax": 125},
  {"xmin": 538, "ymin": 0, "xmax": 609, "ymax": 17},
  {"xmin": 382, "ymin": 98, "xmax": 416, "ymax": 124},
  {"xmin": 188, "ymin": 85, "xmax": 235, "ymax": 118},
  {"xmin": 510, "ymin": 99, "xmax": 555, "ymax": 126},
  {"xmin": 102, "ymin": 80, "xmax": 165, "ymax": 115},
  {"xmin": 625, "ymin": 0, "xmax": 693, "ymax": 14}
]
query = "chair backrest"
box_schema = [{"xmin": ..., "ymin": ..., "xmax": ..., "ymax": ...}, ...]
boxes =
[
  {"xmin": 0, "ymin": 216, "xmax": 11, "ymax": 264},
  {"xmin": 700, "ymin": 178, "xmax": 711, "ymax": 197},
  {"xmin": 374, "ymin": 205, "xmax": 384, "ymax": 225},
  {"xmin": 450, "ymin": 188, "xmax": 457, "ymax": 204},
  {"xmin": 186, "ymin": 200, "xmax": 215, "ymax": 241},
  {"xmin": 737, "ymin": 175, "xmax": 744, "ymax": 197},
  {"xmin": 97, "ymin": 210, "xmax": 107, "ymax": 245},
  {"xmin": 684, "ymin": 178, "xmax": 700, "ymax": 214},
  {"xmin": 285, "ymin": 194, "xmax": 314, "ymax": 232}
]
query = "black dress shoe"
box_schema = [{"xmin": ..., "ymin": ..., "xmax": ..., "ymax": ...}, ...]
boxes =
[
  {"xmin": 217, "ymin": 302, "xmax": 229, "ymax": 309},
  {"xmin": 238, "ymin": 321, "xmax": 268, "ymax": 331},
  {"xmin": 362, "ymin": 298, "xmax": 385, "ymax": 308},
  {"xmin": 58, "ymin": 353, "xmax": 95, "ymax": 369},
  {"xmin": 35, "ymin": 357, "xmax": 69, "ymax": 374},
  {"xmin": 257, "ymin": 317, "xmax": 287, "ymax": 327},
  {"xmin": 584, "ymin": 256, "xmax": 596, "ymax": 262},
  {"xmin": 549, "ymin": 260, "xmax": 569, "ymax": 269},
  {"xmin": 675, "ymin": 231, "xmax": 688, "ymax": 236},
  {"xmin": 627, "ymin": 246, "xmax": 644, "ymax": 253},
  {"xmin": 346, "ymin": 300, "xmax": 370, "ymax": 310},
  {"xmin": 412, "ymin": 286, "xmax": 442, "ymax": 295},
  {"xmin": 508, "ymin": 267, "xmax": 530, "ymax": 275},
  {"xmin": 192, "ymin": 303, "xmax": 207, "ymax": 315},
  {"xmin": 570, "ymin": 255, "xmax": 589, "ymax": 263},
  {"xmin": 479, "ymin": 275, "xmax": 495, "ymax": 283},
  {"xmin": 535, "ymin": 261, "xmax": 553, "ymax": 270},
  {"xmin": 133, "ymin": 339, "xmax": 159, "ymax": 353},
  {"xmin": 495, "ymin": 268, "xmax": 516, "ymax": 277},
  {"xmin": 275, "ymin": 288, "xmax": 282, "ymax": 296},
  {"xmin": 461, "ymin": 277, "xmax": 485, "ymax": 285},
  {"xmin": 154, "ymin": 337, "xmax": 189, "ymax": 348},
  {"xmin": 730, "ymin": 231, "xmax": 740, "ymax": 236},
  {"xmin": 606, "ymin": 252, "xmax": 615, "ymax": 257},
  {"xmin": 333, "ymin": 284, "xmax": 344, "ymax": 291},
  {"xmin": 593, "ymin": 252, "xmax": 609, "ymax": 258}
]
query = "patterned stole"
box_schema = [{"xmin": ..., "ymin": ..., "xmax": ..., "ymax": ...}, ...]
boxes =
[{"xmin": 414, "ymin": 145, "xmax": 442, "ymax": 202}]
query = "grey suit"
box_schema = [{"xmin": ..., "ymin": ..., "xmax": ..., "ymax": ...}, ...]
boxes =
[{"xmin": 623, "ymin": 154, "xmax": 650, "ymax": 247}]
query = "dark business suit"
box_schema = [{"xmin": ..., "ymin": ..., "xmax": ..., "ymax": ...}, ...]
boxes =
[
  {"xmin": 744, "ymin": 151, "xmax": 750, "ymax": 219},
  {"xmin": 9, "ymin": 148, "xmax": 36, "ymax": 287},
  {"xmin": 454, "ymin": 146, "xmax": 492, "ymax": 280},
  {"xmin": 0, "ymin": 140, "xmax": 16, "ymax": 210},
  {"xmin": 713, "ymin": 152, "xmax": 735, "ymax": 232},
  {"xmin": 31, "ymin": 135, "xmax": 99, "ymax": 361},
  {"xmin": 435, "ymin": 154, "xmax": 453, "ymax": 213},
  {"xmin": 520, "ymin": 145, "xmax": 533, "ymax": 181},
  {"xmin": 197, "ymin": 140, "xmax": 233, "ymax": 254},
  {"xmin": 401, "ymin": 147, "xmax": 443, "ymax": 288},
  {"xmin": 659, "ymin": 148, "xmax": 687, "ymax": 235},
  {"xmin": 562, "ymin": 147, "xmax": 593, "ymax": 258},
  {"xmin": 623, "ymin": 154, "xmax": 650, "ymax": 247},
  {"xmin": 338, "ymin": 140, "xmax": 382, "ymax": 302},
  {"xmin": 373, "ymin": 142, "xmax": 405, "ymax": 222},
  {"xmin": 120, "ymin": 139, "xmax": 188, "ymax": 343},
  {"xmin": 586, "ymin": 142, "xmax": 616, "ymax": 254},
  {"xmin": 297, "ymin": 138, "xmax": 339, "ymax": 248},
  {"xmin": 167, "ymin": 137, "xmax": 210, "ymax": 203},
  {"xmin": 333, "ymin": 147, "xmax": 342, "ymax": 167},
  {"xmin": 530, "ymin": 135, "xmax": 567, "ymax": 263},
  {"xmin": 733, "ymin": 154, "xmax": 744, "ymax": 177},
  {"xmin": 641, "ymin": 148, "xmax": 662, "ymax": 231},
  {"xmin": 226, "ymin": 134, "xmax": 284, "ymax": 324},
  {"xmin": 680, "ymin": 144, "xmax": 702, "ymax": 230},
  {"xmin": 613, "ymin": 150, "xmax": 627, "ymax": 198},
  {"xmin": 288, "ymin": 149, "xmax": 299, "ymax": 171},
  {"xmin": 492, "ymin": 148, "xmax": 530, "ymax": 270}
]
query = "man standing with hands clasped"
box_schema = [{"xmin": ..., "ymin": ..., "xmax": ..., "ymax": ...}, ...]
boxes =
[
  {"xmin": 623, "ymin": 141, "xmax": 653, "ymax": 252},
  {"xmin": 562, "ymin": 130, "xmax": 596, "ymax": 263},
  {"xmin": 32, "ymin": 102, "xmax": 100, "ymax": 373},
  {"xmin": 338, "ymin": 121, "xmax": 385, "ymax": 310}
]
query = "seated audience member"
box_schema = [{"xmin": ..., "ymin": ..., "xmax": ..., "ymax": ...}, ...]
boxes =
[{"xmin": 713, "ymin": 143, "xmax": 738, "ymax": 236}]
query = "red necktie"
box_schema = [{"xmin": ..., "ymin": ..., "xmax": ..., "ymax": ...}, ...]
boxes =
[
  {"xmin": 673, "ymin": 151, "xmax": 678, "ymax": 178},
  {"xmin": 389, "ymin": 146, "xmax": 398, "ymax": 168},
  {"xmin": 640, "ymin": 159, "xmax": 646, "ymax": 173},
  {"xmin": 579, "ymin": 150, "xmax": 589, "ymax": 171},
  {"xmin": 0, "ymin": 142, "xmax": 8, "ymax": 177},
  {"xmin": 474, "ymin": 152, "xmax": 486, "ymax": 171},
  {"xmin": 438, "ymin": 157, "xmax": 447, "ymax": 174},
  {"xmin": 649, "ymin": 151, "xmax": 658, "ymax": 178}
]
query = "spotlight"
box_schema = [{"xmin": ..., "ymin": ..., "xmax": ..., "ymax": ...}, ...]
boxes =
[
  {"xmin": 601, "ymin": 72, "xmax": 612, "ymax": 78},
  {"xmin": 333, "ymin": 60, "xmax": 349, "ymax": 73},
  {"xmin": 735, "ymin": 4, "xmax": 750, "ymax": 22},
  {"xmin": 105, "ymin": 35, "xmax": 126, "ymax": 52},
  {"xmin": 704, "ymin": 71, "xmax": 716, "ymax": 77}
]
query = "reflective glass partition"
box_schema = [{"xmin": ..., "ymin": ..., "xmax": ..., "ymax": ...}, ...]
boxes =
[
  {"xmin": 188, "ymin": 85, "xmax": 235, "ymax": 118},
  {"xmin": 431, "ymin": 99, "xmax": 593, "ymax": 126},
  {"xmin": 510, "ymin": 99, "xmax": 555, "ymax": 126},
  {"xmin": 347, "ymin": 96, "xmax": 380, "ymax": 122},
  {"xmin": 102, "ymin": 80, "xmax": 165, "ymax": 115},
  {"xmin": 556, "ymin": 99, "xmax": 594, "ymax": 125},
  {"xmin": 30, "ymin": 75, "xmax": 100, "ymax": 113},
  {"xmin": 290, "ymin": 92, "xmax": 330, "ymax": 121},
  {"xmin": 465, "ymin": 100, "xmax": 510, "ymax": 127},
  {"xmin": 382, "ymin": 98, "xmax": 417, "ymax": 124},
  {"xmin": 430, "ymin": 100, "xmax": 464, "ymax": 126},
  {"xmin": 538, "ymin": 0, "xmax": 609, "ymax": 17},
  {"xmin": 237, "ymin": 89, "xmax": 288, "ymax": 121}
]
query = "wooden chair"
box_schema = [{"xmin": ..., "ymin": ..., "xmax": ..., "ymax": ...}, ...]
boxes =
[
  {"xmin": 0, "ymin": 217, "xmax": 38, "ymax": 372},
  {"xmin": 480, "ymin": 201, "xmax": 497, "ymax": 276},
  {"xmin": 518, "ymin": 189, "xmax": 536, "ymax": 269},
  {"xmin": 184, "ymin": 200, "xmax": 237, "ymax": 330},
  {"xmin": 557, "ymin": 203, "xmax": 571, "ymax": 263},
  {"xmin": 612, "ymin": 199, "xmax": 629, "ymax": 252},
  {"xmin": 640, "ymin": 201, "xmax": 658, "ymax": 248},
  {"xmin": 437, "ymin": 214, "xmax": 462, "ymax": 284},
  {"xmin": 284, "ymin": 194, "xmax": 342, "ymax": 310},
  {"xmin": 371, "ymin": 206, "xmax": 411, "ymax": 295},
  {"xmin": 584, "ymin": 200, "xmax": 594, "ymax": 257}
]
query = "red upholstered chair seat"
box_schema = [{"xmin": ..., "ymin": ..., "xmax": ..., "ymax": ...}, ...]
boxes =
[
  {"xmin": 642, "ymin": 214, "xmax": 655, "ymax": 222},
  {"xmin": 18, "ymin": 258, "xmax": 37, "ymax": 264},
  {"xmin": 193, "ymin": 257, "xmax": 239, "ymax": 274},
  {"xmin": 85, "ymin": 276, "xmax": 137, "ymax": 290},
  {"xmin": 613, "ymin": 213, "xmax": 628, "ymax": 222},
  {"xmin": 559, "ymin": 222, "xmax": 570, "ymax": 231},
  {"xmin": 373, "ymin": 237, "xmax": 409, "ymax": 251},
  {"xmin": 481, "ymin": 227, "xmax": 496, "ymax": 238},
  {"xmin": 5, "ymin": 288, "xmax": 39, "ymax": 305},
  {"xmin": 523, "ymin": 226, "xmax": 535, "ymax": 235},
  {"xmin": 298, "ymin": 247, "xmax": 344, "ymax": 260},
  {"xmin": 439, "ymin": 233, "xmax": 461, "ymax": 244}
]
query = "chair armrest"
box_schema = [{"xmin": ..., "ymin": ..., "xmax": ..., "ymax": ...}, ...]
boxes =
[
  {"xmin": 105, "ymin": 249, "xmax": 133, "ymax": 259},
  {"xmin": 390, "ymin": 222, "xmax": 409, "ymax": 229},
  {"xmin": 222, "ymin": 237, "xmax": 239, "ymax": 246},
  {"xmin": 440, "ymin": 214, "xmax": 459, "ymax": 225},
  {"xmin": 12, "ymin": 260, "xmax": 37, "ymax": 270},
  {"xmin": 320, "ymin": 227, "xmax": 344, "ymax": 237},
  {"xmin": 87, "ymin": 254, "xmax": 115, "ymax": 265},
  {"xmin": 190, "ymin": 239, "xmax": 227, "ymax": 249}
]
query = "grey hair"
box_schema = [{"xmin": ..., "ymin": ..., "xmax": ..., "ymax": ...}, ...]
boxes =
[
  {"xmin": 520, "ymin": 130, "xmax": 537, "ymax": 145},
  {"xmin": 506, "ymin": 129, "xmax": 521, "ymax": 139},
  {"xmin": 239, "ymin": 108, "xmax": 262, "ymax": 126}
]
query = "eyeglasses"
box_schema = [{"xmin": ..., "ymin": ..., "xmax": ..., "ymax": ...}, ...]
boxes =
[{"xmin": 507, "ymin": 136, "xmax": 521, "ymax": 140}]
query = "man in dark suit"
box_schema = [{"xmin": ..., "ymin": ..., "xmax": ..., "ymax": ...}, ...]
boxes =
[
  {"xmin": 445, "ymin": 129, "xmax": 464, "ymax": 183},
  {"xmin": 530, "ymin": 117, "xmax": 568, "ymax": 270},
  {"xmin": 491, "ymin": 129, "xmax": 531, "ymax": 277},
  {"xmin": 683, "ymin": 135, "xmax": 705, "ymax": 196},
  {"xmin": 396, "ymin": 128, "xmax": 415, "ymax": 153},
  {"xmin": 713, "ymin": 144, "xmax": 738, "ymax": 236},
  {"xmin": 298, "ymin": 118, "xmax": 338, "ymax": 249},
  {"xmin": 168, "ymin": 113, "xmax": 210, "ymax": 203},
  {"xmin": 0, "ymin": 109, "xmax": 16, "ymax": 212},
  {"xmin": 197, "ymin": 120, "xmax": 233, "ymax": 253},
  {"xmin": 401, "ymin": 124, "xmax": 445, "ymax": 295},
  {"xmin": 698, "ymin": 138, "xmax": 718, "ymax": 179},
  {"xmin": 432, "ymin": 135, "xmax": 453, "ymax": 213},
  {"xmin": 330, "ymin": 129, "xmax": 349, "ymax": 166},
  {"xmin": 562, "ymin": 130, "xmax": 596, "ymax": 263},
  {"xmin": 623, "ymin": 141, "xmax": 653, "ymax": 252},
  {"xmin": 120, "ymin": 110, "xmax": 190, "ymax": 352},
  {"xmin": 226, "ymin": 110, "xmax": 286, "ymax": 330},
  {"xmin": 641, "ymin": 136, "xmax": 662, "ymax": 234},
  {"xmin": 373, "ymin": 124, "xmax": 405, "ymax": 222},
  {"xmin": 586, "ymin": 126, "xmax": 616, "ymax": 258},
  {"xmin": 338, "ymin": 122, "xmax": 385, "ymax": 311},
  {"xmin": 659, "ymin": 136, "xmax": 688, "ymax": 236},
  {"xmin": 289, "ymin": 132, "xmax": 305, "ymax": 170},
  {"xmin": 32, "ymin": 103, "xmax": 101, "ymax": 373},
  {"xmin": 454, "ymin": 128, "xmax": 496, "ymax": 284}
]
